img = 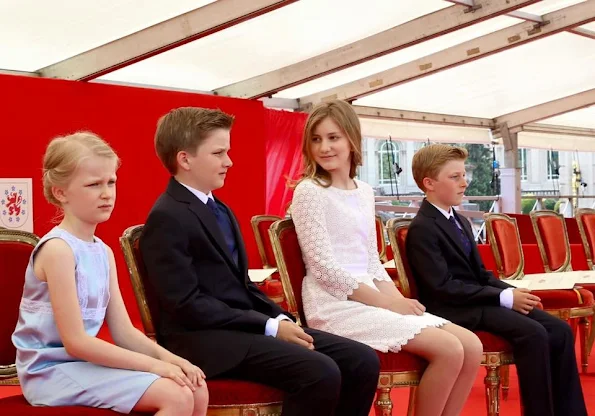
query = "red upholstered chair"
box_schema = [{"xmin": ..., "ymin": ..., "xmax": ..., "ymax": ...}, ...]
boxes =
[
  {"xmin": 120, "ymin": 225, "xmax": 284, "ymax": 416},
  {"xmin": 269, "ymin": 218, "xmax": 421, "ymax": 416},
  {"xmin": 489, "ymin": 212, "xmax": 594, "ymax": 373},
  {"xmin": 530, "ymin": 210, "xmax": 573, "ymax": 273},
  {"xmin": 387, "ymin": 218, "xmax": 515, "ymax": 416},
  {"xmin": 576, "ymin": 208, "xmax": 595, "ymax": 271},
  {"xmin": 250, "ymin": 215, "xmax": 286, "ymax": 309},
  {"xmin": 375, "ymin": 215, "xmax": 388, "ymax": 263},
  {"xmin": 0, "ymin": 229, "xmax": 39, "ymax": 385},
  {"xmin": 251, "ymin": 215, "xmax": 283, "ymax": 269},
  {"xmin": 575, "ymin": 208, "xmax": 595, "ymax": 355}
]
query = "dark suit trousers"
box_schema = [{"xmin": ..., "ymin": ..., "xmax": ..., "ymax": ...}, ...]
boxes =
[
  {"xmin": 477, "ymin": 307, "xmax": 586, "ymax": 416},
  {"xmin": 218, "ymin": 328, "xmax": 380, "ymax": 416}
]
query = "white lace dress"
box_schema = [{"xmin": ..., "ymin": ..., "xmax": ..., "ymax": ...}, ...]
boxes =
[{"xmin": 291, "ymin": 179, "xmax": 449, "ymax": 352}]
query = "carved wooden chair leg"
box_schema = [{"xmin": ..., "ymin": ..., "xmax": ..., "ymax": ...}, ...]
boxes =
[
  {"xmin": 500, "ymin": 365, "xmax": 510, "ymax": 401},
  {"xmin": 484, "ymin": 365, "xmax": 501, "ymax": 416},
  {"xmin": 579, "ymin": 316, "xmax": 590, "ymax": 373},
  {"xmin": 406, "ymin": 386, "xmax": 417, "ymax": 416},
  {"xmin": 374, "ymin": 386, "xmax": 393, "ymax": 416},
  {"xmin": 588, "ymin": 311, "xmax": 595, "ymax": 356}
]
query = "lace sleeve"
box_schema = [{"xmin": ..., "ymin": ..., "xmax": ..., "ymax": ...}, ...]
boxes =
[
  {"xmin": 291, "ymin": 181, "xmax": 360, "ymax": 300},
  {"xmin": 365, "ymin": 188, "xmax": 392, "ymax": 282}
]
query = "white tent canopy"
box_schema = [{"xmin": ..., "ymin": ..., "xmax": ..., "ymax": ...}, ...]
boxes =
[{"xmin": 1, "ymin": 0, "xmax": 594, "ymax": 149}]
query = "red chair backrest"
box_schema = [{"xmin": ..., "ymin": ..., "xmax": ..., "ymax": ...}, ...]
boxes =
[
  {"xmin": 531, "ymin": 211, "xmax": 571, "ymax": 272},
  {"xmin": 120, "ymin": 225, "xmax": 159, "ymax": 340},
  {"xmin": 386, "ymin": 219, "xmax": 419, "ymax": 299},
  {"xmin": 251, "ymin": 215, "xmax": 282, "ymax": 268},
  {"xmin": 485, "ymin": 214, "xmax": 524, "ymax": 279},
  {"xmin": 0, "ymin": 230, "xmax": 39, "ymax": 366},
  {"xmin": 269, "ymin": 219, "xmax": 307, "ymax": 325},
  {"xmin": 577, "ymin": 209, "xmax": 595, "ymax": 269}
]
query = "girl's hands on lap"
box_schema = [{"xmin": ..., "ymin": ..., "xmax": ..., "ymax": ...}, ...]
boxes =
[
  {"xmin": 150, "ymin": 360, "xmax": 196, "ymax": 391},
  {"xmin": 388, "ymin": 298, "xmax": 426, "ymax": 316},
  {"xmin": 178, "ymin": 359, "xmax": 206, "ymax": 387}
]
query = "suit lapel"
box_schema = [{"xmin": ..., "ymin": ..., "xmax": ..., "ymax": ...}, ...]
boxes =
[
  {"xmin": 454, "ymin": 211, "xmax": 483, "ymax": 268},
  {"xmin": 167, "ymin": 178, "xmax": 240, "ymax": 272}
]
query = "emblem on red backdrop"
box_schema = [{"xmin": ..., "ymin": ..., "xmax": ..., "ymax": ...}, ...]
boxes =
[{"xmin": 0, "ymin": 179, "xmax": 33, "ymax": 232}]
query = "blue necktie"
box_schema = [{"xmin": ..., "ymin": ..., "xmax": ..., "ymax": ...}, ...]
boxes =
[
  {"xmin": 449, "ymin": 215, "xmax": 471, "ymax": 257},
  {"xmin": 206, "ymin": 198, "xmax": 239, "ymax": 265}
]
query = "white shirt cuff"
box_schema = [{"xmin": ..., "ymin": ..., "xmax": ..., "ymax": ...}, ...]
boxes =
[
  {"xmin": 499, "ymin": 288, "xmax": 514, "ymax": 309},
  {"xmin": 264, "ymin": 314, "xmax": 292, "ymax": 337}
]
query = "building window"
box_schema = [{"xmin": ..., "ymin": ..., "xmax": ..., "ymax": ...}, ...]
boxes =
[
  {"xmin": 518, "ymin": 148, "xmax": 528, "ymax": 181},
  {"xmin": 377, "ymin": 140, "xmax": 400, "ymax": 184},
  {"xmin": 547, "ymin": 150, "xmax": 560, "ymax": 180}
]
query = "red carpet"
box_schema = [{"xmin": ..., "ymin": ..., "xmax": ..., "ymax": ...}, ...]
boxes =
[
  {"xmin": 2, "ymin": 345, "xmax": 594, "ymax": 415},
  {"xmin": 370, "ymin": 343, "xmax": 595, "ymax": 415}
]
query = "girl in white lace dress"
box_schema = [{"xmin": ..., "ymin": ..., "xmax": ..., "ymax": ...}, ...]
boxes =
[
  {"xmin": 291, "ymin": 100, "xmax": 483, "ymax": 416},
  {"xmin": 12, "ymin": 132, "xmax": 208, "ymax": 415}
]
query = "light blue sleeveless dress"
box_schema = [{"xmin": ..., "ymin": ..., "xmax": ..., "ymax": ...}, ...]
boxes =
[{"xmin": 12, "ymin": 227, "xmax": 159, "ymax": 413}]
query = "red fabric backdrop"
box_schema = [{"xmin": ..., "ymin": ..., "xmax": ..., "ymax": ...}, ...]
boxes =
[
  {"xmin": 0, "ymin": 74, "xmax": 267, "ymax": 326},
  {"xmin": 264, "ymin": 108, "xmax": 307, "ymax": 217}
]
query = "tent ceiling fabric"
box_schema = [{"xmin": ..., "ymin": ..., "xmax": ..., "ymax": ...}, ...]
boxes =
[
  {"xmin": 541, "ymin": 106, "xmax": 595, "ymax": 128},
  {"xmin": 99, "ymin": 0, "xmax": 450, "ymax": 91},
  {"xmin": 0, "ymin": 0, "xmax": 216, "ymax": 72},
  {"xmin": 2, "ymin": 0, "xmax": 594, "ymax": 150},
  {"xmin": 353, "ymin": 33, "xmax": 595, "ymax": 118}
]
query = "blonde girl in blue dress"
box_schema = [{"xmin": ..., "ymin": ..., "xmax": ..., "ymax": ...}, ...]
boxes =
[{"xmin": 12, "ymin": 132, "xmax": 208, "ymax": 415}]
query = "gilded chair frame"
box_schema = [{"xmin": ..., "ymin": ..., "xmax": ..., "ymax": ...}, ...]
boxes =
[
  {"xmin": 0, "ymin": 229, "xmax": 40, "ymax": 385},
  {"xmin": 530, "ymin": 210, "xmax": 572, "ymax": 273},
  {"xmin": 250, "ymin": 215, "xmax": 282, "ymax": 269},
  {"xmin": 491, "ymin": 213, "xmax": 593, "ymax": 373},
  {"xmin": 119, "ymin": 225, "xmax": 283, "ymax": 416},
  {"xmin": 386, "ymin": 218, "xmax": 514, "ymax": 416},
  {"xmin": 270, "ymin": 218, "xmax": 420, "ymax": 416},
  {"xmin": 484, "ymin": 214, "xmax": 525, "ymax": 280},
  {"xmin": 575, "ymin": 208, "xmax": 595, "ymax": 354},
  {"xmin": 576, "ymin": 208, "xmax": 595, "ymax": 270},
  {"xmin": 375, "ymin": 215, "xmax": 388, "ymax": 263}
]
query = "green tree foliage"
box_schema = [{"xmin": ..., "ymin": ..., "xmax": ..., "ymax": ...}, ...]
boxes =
[{"xmin": 461, "ymin": 144, "xmax": 494, "ymax": 212}]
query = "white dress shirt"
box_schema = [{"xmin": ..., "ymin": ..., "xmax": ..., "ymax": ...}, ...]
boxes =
[
  {"xmin": 179, "ymin": 180, "xmax": 290, "ymax": 336},
  {"xmin": 429, "ymin": 202, "xmax": 514, "ymax": 309}
]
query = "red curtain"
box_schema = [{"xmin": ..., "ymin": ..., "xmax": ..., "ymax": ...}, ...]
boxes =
[
  {"xmin": 0, "ymin": 74, "xmax": 268, "ymax": 327},
  {"xmin": 264, "ymin": 108, "xmax": 307, "ymax": 216}
]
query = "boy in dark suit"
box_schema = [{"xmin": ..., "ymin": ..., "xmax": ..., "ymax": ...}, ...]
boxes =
[
  {"xmin": 140, "ymin": 107, "xmax": 380, "ymax": 416},
  {"xmin": 406, "ymin": 144, "xmax": 586, "ymax": 416}
]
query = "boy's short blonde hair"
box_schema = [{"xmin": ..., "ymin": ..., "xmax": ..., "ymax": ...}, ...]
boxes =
[
  {"xmin": 155, "ymin": 107, "xmax": 234, "ymax": 174},
  {"xmin": 412, "ymin": 144, "xmax": 468, "ymax": 192},
  {"xmin": 43, "ymin": 132, "xmax": 119, "ymax": 207}
]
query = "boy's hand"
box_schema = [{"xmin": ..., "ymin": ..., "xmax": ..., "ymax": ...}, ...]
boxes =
[
  {"xmin": 512, "ymin": 288, "xmax": 541, "ymax": 314},
  {"xmin": 388, "ymin": 298, "xmax": 426, "ymax": 316},
  {"xmin": 276, "ymin": 320, "xmax": 315, "ymax": 350}
]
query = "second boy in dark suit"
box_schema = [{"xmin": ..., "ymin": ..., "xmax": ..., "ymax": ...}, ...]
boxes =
[{"xmin": 406, "ymin": 144, "xmax": 586, "ymax": 416}]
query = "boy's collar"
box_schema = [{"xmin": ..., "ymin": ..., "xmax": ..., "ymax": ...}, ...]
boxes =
[
  {"xmin": 177, "ymin": 180, "xmax": 213, "ymax": 205},
  {"xmin": 425, "ymin": 198, "xmax": 453, "ymax": 219}
]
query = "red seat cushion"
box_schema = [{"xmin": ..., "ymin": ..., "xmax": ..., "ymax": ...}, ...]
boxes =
[
  {"xmin": 536, "ymin": 288, "xmax": 594, "ymax": 310},
  {"xmin": 0, "ymin": 395, "xmax": 146, "ymax": 415},
  {"xmin": 475, "ymin": 331, "xmax": 513, "ymax": 352},
  {"xmin": 208, "ymin": 379, "xmax": 284, "ymax": 405},
  {"xmin": 377, "ymin": 351, "xmax": 427, "ymax": 372}
]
